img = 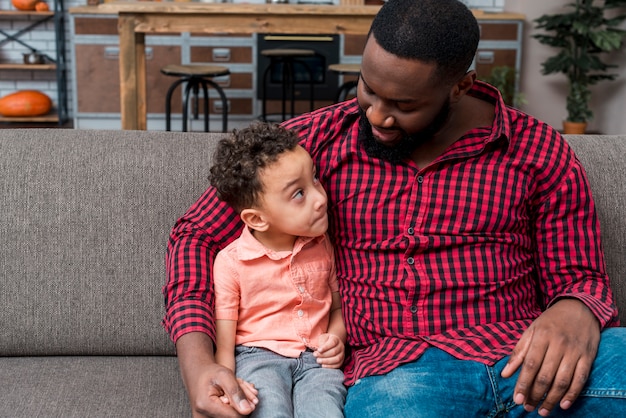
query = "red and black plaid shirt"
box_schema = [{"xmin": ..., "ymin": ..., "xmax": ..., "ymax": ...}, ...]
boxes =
[{"xmin": 163, "ymin": 81, "xmax": 618, "ymax": 385}]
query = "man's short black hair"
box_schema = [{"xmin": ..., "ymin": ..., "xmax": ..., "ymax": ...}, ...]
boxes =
[{"xmin": 370, "ymin": 0, "xmax": 480, "ymax": 84}]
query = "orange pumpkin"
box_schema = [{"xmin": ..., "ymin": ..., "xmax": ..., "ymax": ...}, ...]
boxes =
[
  {"xmin": 35, "ymin": 1, "xmax": 49, "ymax": 11},
  {"xmin": 11, "ymin": 0, "xmax": 39, "ymax": 11},
  {"xmin": 0, "ymin": 90, "xmax": 52, "ymax": 117}
]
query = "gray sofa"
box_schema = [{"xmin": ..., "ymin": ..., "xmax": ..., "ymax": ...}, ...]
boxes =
[{"xmin": 1, "ymin": 129, "xmax": 625, "ymax": 417}]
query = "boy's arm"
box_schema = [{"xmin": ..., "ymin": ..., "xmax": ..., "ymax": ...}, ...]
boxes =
[
  {"xmin": 327, "ymin": 291, "xmax": 346, "ymax": 343},
  {"xmin": 315, "ymin": 291, "xmax": 346, "ymax": 369},
  {"xmin": 215, "ymin": 319, "xmax": 238, "ymax": 372}
]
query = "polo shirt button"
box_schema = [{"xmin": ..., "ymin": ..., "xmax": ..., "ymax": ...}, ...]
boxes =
[
  {"xmin": 407, "ymin": 227, "xmax": 414, "ymax": 235},
  {"xmin": 407, "ymin": 257, "xmax": 415, "ymax": 265},
  {"xmin": 298, "ymin": 310, "xmax": 304, "ymax": 317},
  {"xmin": 417, "ymin": 176, "xmax": 424, "ymax": 183},
  {"xmin": 410, "ymin": 305, "xmax": 418, "ymax": 314}
]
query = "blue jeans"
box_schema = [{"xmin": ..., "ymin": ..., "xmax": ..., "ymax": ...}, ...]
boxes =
[
  {"xmin": 345, "ymin": 328, "xmax": 626, "ymax": 417},
  {"xmin": 235, "ymin": 345, "xmax": 346, "ymax": 418}
]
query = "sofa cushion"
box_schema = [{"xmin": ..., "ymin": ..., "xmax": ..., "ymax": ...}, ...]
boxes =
[{"xmin": 0, "ymin": 356, "xmax": 189, "ymax": 416}]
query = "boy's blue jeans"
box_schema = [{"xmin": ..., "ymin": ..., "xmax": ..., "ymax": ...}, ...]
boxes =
[
  {"xmin": 345, "ymin": 328, "xmax": 626, "ymax": 417},
  {"xmin": 235, "ymin": 345, "xmax": 346, "ymax": 418}
]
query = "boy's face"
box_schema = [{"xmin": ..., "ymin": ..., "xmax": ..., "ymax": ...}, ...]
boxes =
[{"xmin": 256, "ymin": 145, "xmax": 328, "ymax": 239}]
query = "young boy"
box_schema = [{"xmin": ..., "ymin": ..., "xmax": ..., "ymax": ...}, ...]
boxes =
[{"xmin": 209, "ymin": 122, "xmax": 347, "ymax": 418}]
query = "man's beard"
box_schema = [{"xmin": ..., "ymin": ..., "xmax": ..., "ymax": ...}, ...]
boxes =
[{"xmin": 358, "ymin": 98, "xmax": 451, "ymax": 164}]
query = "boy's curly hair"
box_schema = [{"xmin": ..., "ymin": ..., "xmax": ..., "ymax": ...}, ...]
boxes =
[{"xmin": 209, "ymin": 122, "xmax": 300, "ymax": 212}]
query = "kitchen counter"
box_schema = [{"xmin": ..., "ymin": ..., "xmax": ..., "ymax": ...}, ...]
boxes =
[{"xmin": 69, "ymin": 2, "xmax": 524, "ymax": 130}]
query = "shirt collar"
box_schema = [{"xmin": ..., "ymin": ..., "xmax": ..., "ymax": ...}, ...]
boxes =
[
  {"xmin": 468, "ymin": 80, "xmax": 512, "ymax": 144},
  {"xmin": 235, "ymin": 226, "xmax": 321, "ymax": 261}
]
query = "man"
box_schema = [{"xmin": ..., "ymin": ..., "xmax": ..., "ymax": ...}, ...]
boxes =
[{"xmin": 163, "ymin": 1, "xmax": 625, "ymax": 416}]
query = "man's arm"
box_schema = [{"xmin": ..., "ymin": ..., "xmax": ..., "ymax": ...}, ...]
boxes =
[
  {"xmin": 502, "ymin": 140, "xmax": 616, "ymax": 417},
  {"xmin": 501, "ymin": 298, "xmax": 600, "ymax": 417},
  {"xmin": 176, "ymin": 332, "xmax": 256, "ymax": 418},
  {"xmin": 163, "ymin": 186, "xmax": 245, "ymax": 417}
]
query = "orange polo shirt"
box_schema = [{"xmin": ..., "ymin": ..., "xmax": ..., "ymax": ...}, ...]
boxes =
[{"xmin": 213, "ymin": 227, "xmax": 339, "ymax": 358}]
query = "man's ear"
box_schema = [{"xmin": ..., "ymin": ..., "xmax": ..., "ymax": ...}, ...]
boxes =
[
  {"xmin": 450, "ymin": 70, "xmax": 476, "ymax": 104},
  {"xmin": 240, "ymin": 208, "xmax": 269, "ymax": 232}
]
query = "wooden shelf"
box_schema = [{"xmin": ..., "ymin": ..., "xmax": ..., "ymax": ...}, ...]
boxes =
[
  {"xmin": 0, "ymin": 111, "xmax": 59, "ymax": 123},
  {"xmin": 0, "ymin": 11, "xmax": 54, "ymax": 18},
  {"xmin": 0, "ymin": 63, "xmax": 56, "ymax": 70}
]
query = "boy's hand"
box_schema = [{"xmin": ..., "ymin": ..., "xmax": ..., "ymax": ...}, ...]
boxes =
[
  {"xmin": 314, "ymin": 333, "xmax": 345, "ymax": 369},
  {"xmin": 220, "ymin": 378, "xmax": 259, "ymax": 407}
]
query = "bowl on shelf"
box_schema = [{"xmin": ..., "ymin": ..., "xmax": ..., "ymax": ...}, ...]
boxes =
[{"xmin": 23, "ymin": 52, "xmax": 45, "ymax": 65}]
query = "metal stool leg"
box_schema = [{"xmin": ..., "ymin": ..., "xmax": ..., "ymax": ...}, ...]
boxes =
[
  {"xmin": 182, "ymin": 77, "xmax": 197, "ymax": 132},
  {"xmin": 295, "ymin": 59, "xmax": 315, "ymax": 113},
  {"xmin": 165, "ymin": 78, "xmax": 186, "ymax": 132},
  {"xmin": 282, "ymin": 59, "xmax": 289, "ymax": 121},
  {"xmin": 261, "ymin": 64, "xmax": 272, "ymax": 122},
  {"xmin": 206, "ymin": 79, "xmax": 229, "ymax": 133},
  {"xmin": 197, "ymin": 78, "xmax": 210, "ymax": 132},
  {"xmin": 336, "ymin": 80, "xmax": 358, "ymax": 103}
]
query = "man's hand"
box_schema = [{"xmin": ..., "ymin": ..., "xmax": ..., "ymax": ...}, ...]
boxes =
[
  {"xmin": 314, "ymin": 333, "xmax": 345, "ymax": 369},
  {"xmin": 176, "ymin": 332, "xmax": 258, "ymax": 418},
  {"xmin": 501, "ymin": 298, "xmax": 600, "ymax": 417}
]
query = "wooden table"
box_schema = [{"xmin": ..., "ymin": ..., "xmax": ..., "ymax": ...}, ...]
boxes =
[{"xmin": 89, "ymin": 2, "xmax": 380, "ymax": 130}]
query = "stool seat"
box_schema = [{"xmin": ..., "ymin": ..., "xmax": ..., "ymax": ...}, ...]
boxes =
[
  {"xmin": 328, "ymin": 63, "xmax": 361, "ymax": 75},
  {"xmin": 160, "ymin": 64, "xmax": 230, "ymax": 78},
  {"xmin": 328, "ymin": 63, "xmax": 361, "ymax": 103},
  {"xmin": 161, "ymin": 64, "xmax": 230, "ymax": 133},
  {"xmin": 261, "ymin": 49, "xmax": 316, "ymax": 58},
  {"xmin": 260, "ymin": 48, "xmax": 316, "ymax": 122}
]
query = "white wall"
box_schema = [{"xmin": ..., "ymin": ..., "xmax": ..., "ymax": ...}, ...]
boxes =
[{"xmin": 505, "ymin": 0, "xmax": 626, "ymax": 134}]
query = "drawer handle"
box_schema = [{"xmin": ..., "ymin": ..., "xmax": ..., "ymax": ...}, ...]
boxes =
[
  {"xmin": 213, "ymin": 100, "xmax": 230, "ymax": 112},
  {"xmin": 476, "ymin": 51, "xmax": 494, "ymax": 65},
  {"xmin": 103, "ymin": 47, "xmax": 153, "ymax": 60},
  {"xmin": 213, "ymin": 74, "xmax": 231, "ymax": 88},
  {"xmin": 212, "ymin": 48, "xmax": 231, "ymax": 62}
]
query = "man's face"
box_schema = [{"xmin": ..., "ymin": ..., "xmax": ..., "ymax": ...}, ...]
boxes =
[{"xmin": 356, "ymin": 36, "xmax": 453, "ymax": 163}]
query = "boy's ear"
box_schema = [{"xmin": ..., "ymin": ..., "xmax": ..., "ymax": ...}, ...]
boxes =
[{"xmin": 240, "ymin": 208, "xmax": 269, "ymax": 232}]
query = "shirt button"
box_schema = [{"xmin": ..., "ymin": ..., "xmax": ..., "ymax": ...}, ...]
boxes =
[
  {"xmin": 407, "ymin": 257, "xmax": 415, "ymax": 265},
  {"xmin": 410, "ymin": 305, "xmax": 418, "ymax": 314},
  {"xmin": 417, "ymin": 176, "xmax": 424, "ymax": 183},
  {"xmin": 407, "ymin": 227, "xmax": 414, "ymax": 235},
  {"xmin": 298, "ymin": 286, "xmax": 305, "ymax": 293},
  {"xmin": 298, "ymin": 310, "xmax": 304, "ymax": 317}
]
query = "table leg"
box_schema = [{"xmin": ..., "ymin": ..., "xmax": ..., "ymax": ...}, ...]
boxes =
[{"xmin": 118, "ymin": 15, "xmax": 146, "ymax": 130}]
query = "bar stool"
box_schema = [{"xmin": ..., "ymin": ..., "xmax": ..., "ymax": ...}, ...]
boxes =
[
  {"xmin": 328, "ymin": 63, "xmax": 361, "ymax": 103},
  {"xmin": 161, "ymin": 64, "xmax": 230, "ymax": 132},
  {"xmin": 260, "ymin": 48, "xmax": 316, "ymax": 122}
]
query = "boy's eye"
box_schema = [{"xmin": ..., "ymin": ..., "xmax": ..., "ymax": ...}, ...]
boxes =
[{"xmin": 294, "ymin": 190, "xmax": 304, "ymax": 199}]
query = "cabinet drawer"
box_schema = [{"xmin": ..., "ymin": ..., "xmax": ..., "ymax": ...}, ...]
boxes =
[
  {"xmin": 474, "ymin": 49, "xmax": 517, "ymax": 78},
  {"xmin": 478, "ymin": 22, "xmax": 520, "ymax": 41},
  {"xmin": 192, "ymin": 97, "xmax": 253, "ymax": 116},
  {"xmin": 190, "ymin": 46, "xmax": 253, "ymax": 64},
  {"xmin": 75, "ymin": 44, "xmax": 181, "ymax": 113},
  {"xmin": 74, "ymin": 17, "xmax": 118, "ymax": 36},
  {"xmin": 343, "ymin": 34, "xmax": 367, "ymax": 56},
  {"xmin": 212, "ymin": 72, "xmax": 253, "ymax": 90}
]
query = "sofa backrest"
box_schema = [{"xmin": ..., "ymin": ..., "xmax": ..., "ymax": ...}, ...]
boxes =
[
  {"xmin": 565, "ymin": 135, "xmax": 626, "ymax": 326},
  {"xmin": 0, "ymin": 129, "xmax": 220, "ymax": 356},
  {"xmin": 0, "ymin": 130, "xmax": 624, "ymax": 357}
]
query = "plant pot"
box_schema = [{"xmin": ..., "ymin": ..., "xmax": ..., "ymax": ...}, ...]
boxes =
[{"xmin": 562, "ymin": 120, "xmax": 587, "ymax": 135}]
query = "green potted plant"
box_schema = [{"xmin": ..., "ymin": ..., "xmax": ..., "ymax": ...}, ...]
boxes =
[
  {"xmin": 479, "ymin": 65, "xmax": 527, "ymax": 108},
  {"xmin": 534, "ymin": 0, "xmax": 626, "ymax": 133}
]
